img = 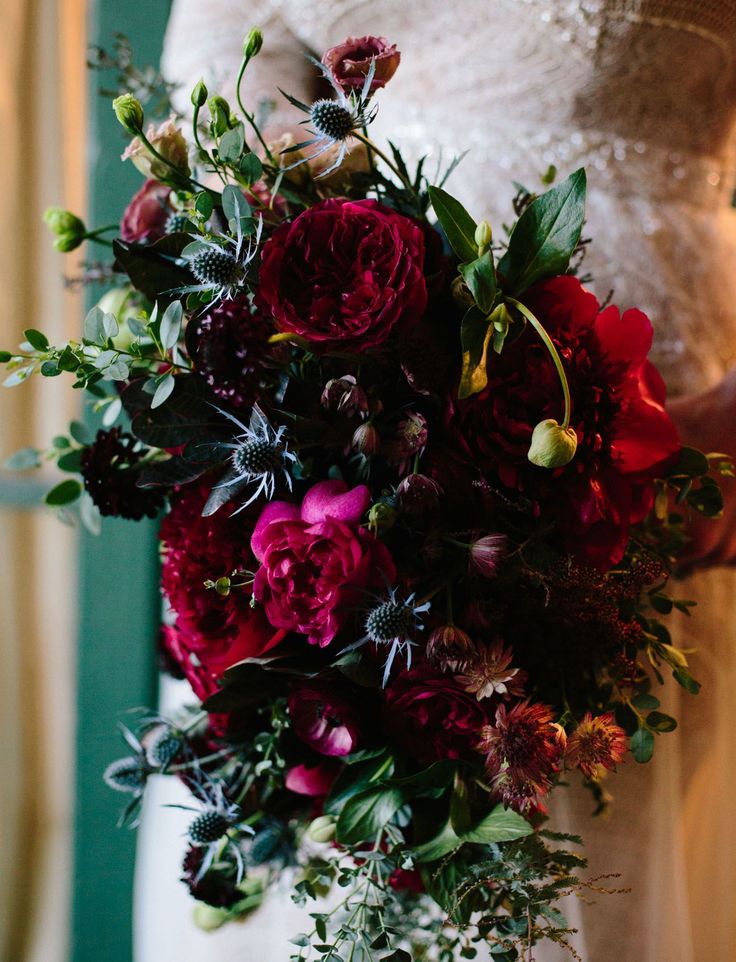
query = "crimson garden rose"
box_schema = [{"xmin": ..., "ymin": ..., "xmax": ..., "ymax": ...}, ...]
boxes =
[
  {"xmin": 322, "ymin": 36, "xmax": 401, "ymax": 91},
  {"xmin": 160, "ymin": 484, "xmax": 286, "ymax": 702},
  {"xmin": 383, "ymin": 665, "xmax": 488, "ymax": 763},
  {"xmin": 288, "ymin": 685, "xmax": 360, "ymax": 756},
  {"xmin": 251, "ymin": 479, "xmax": 395, "ymax": 647},
  {"xmin": 257, "ymin": 199, "xmax": 427, "ymax": 352},
  {"xmin": 449, "ymin": 276, "xmax": 681, "ymax": 567}
]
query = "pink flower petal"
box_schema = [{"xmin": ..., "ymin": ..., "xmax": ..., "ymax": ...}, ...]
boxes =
[
  {"xmin": 250, "ymin": 501, "xmax": 300, "ymax": 560},
  {"xmin": 301, "ymin": 479, "xmax": 370, "ymax": 525}
]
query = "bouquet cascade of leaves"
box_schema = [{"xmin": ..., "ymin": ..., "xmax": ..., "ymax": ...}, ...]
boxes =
[{"xmin": 2, "ymin": 28, "xmax": 731, "ymax": 962}]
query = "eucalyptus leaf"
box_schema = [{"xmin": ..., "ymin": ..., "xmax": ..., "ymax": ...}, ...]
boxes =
[
  {"xmin": 239, "ymin": 152, "xmax": 263, "ymax": 183},
  {"xmin": 218, "ymin": 123, "xmax": 245, "ymax": 163},
  {"xmin": 427, "ymin": 185, "xmax": 478, "ymax": 263},
  {"xmin": 70, "ymin": 420, "xmax": 91, "ymax": 445},
  {"xmin": 159, "ymin": 300, "xmax": 183, "ymax": 351},
  {"xmin": 497, "ymin": 168, "xmax": 586, "ymax": 295},
  {"xmin": 195, "ymin": 191, "xmax": 214, "ymax": 219},
  {"xmin": 646, "ymin": 711, "xmax": 677, "ymax": 733},
  {"xmin": 106, "ymin": 359, "xmax": 130, "ymax": 381},
  {"xmin": 45, "ymin": 478, "xmax": 82, "ymax": 507},
  {"xmin": 458, "ymin": 305, "xmax": 494, "ymax": 399},
  {"xmin": 4, "ymin": 446, "xmax": 41, "ymax": 470},
  {"xmin": 151, "ymin": 373, "xmax": 176, "ymax": 409},
  {"xmin": 630, "ymin": 727, "xmax": 654, "ymax": 763},
  {"xmin": 83, "ymin": 306, "xmax": 107, "ymax": 344},
  {"xmin": 221, "ymin": 184, "xmax": 252, "ymax": 234},
  {"xmin": 101, "ymin": 312, "xmax": 119, "ymax": 340},
  {"xmin": 57, "ymin": 450, "xmax": 83, "ymax": 472},
  {"xmin": 24, "ymin": 328, "xmax": 49, "ymax": 352}
]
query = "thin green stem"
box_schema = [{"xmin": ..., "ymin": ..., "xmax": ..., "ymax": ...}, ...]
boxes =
[
  {"xmin": 85, "ymin": 223, "xmax": 119, "ymax": 238},
  {"xmin": 235, "ymin": 57, "xmax": 274, "ymax": 161},
  {"xmin": 352, "ymin": 132, "xmax": 412, "ymax": 191},
  {"xmin": 506, "ymin": 297, "xmax": 572, "ymax": 430},
  {"xmin": 136, "ymin": 128, "xmax": 217, "ymax": 199}
]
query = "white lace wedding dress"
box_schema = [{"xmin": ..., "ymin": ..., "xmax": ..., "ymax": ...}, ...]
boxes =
[{"xmin": 135, "ymin": 3, "xmax": 736, "ymax": 960}]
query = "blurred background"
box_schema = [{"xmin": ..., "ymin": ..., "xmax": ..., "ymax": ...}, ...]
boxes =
[{"xmin": 0, "ymin": 3, "xmax": 170, "ymax": 961}]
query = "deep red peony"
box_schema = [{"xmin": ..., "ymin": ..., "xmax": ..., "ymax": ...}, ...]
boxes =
[
  {"xmin": 449, "ymin": 276, "xmax": 681, "ymax": 566},
  {"xmin": 288, "ymin": 685, "xmax": 361, "ymax": 756},
  {"xmin": 383, "ymin": 665, "xmax": 489, "ymax": 763},
  {"xmin": 160, "ymin": 484, "xmax": 286, "ymax": 701},
  {"xmin": 257, "ymin": 199, "xmax": 427, "ymax": 352},
  {"xmin": 120, "ymin": 179, "xmax": 171, "ymax": 243},
  {"xmin": 251, "ymin": 480, "xmax": 395, "ymax": 647}
]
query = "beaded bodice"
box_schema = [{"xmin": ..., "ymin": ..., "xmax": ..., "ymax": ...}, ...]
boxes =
[{"xmin": 163, "ymin": 0, "xmax": 736, "ymax": 393}]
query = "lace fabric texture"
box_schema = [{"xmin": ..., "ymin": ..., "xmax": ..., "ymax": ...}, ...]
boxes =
[{"xmin": 137, "ymin": 4, "xmax": 736, "ymax": 960}]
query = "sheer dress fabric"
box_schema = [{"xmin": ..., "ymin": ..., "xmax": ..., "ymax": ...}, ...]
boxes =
[{"xmin": 134, "ymin": 4, "xmax": 736, "ymax": 960}]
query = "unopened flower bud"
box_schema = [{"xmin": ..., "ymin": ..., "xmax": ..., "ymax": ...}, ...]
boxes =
[
  {"xmin": 426, "ymin": 625, "xmax": 478, "ymax": 672},
  {"xmin": 474, "ymin": 219, "xmax": 492, "ymax": 254},
  {"xmin": 528, "ymin": 418, "xmax": 578, "ymax": 468},
  {"xmin": 368, "ymin": 500, "xmax": 397, "ymax": 535},
  {"xmin": 43, "ymin": 207, "xmax": 85, "ymax": 237},
  {"xmin": 307, "ymin": 814, "xmax": 337, "ymax": 844},
  {"xmin": 352, "ymin": 422, "xmax": 380, "ymax": 455},
  {"xmin": 243, "ymin": 26, "xmax": 264, "ymax": 60},
  {"xmin": 321, "ymin": 375, "xmax": 369, "ymax": 418},
  {"xmin": 112, "ymin": 93, "xmax": 144, "ymax": 134},
  {"xmin": 191, "ymin": 79, "xmax": 208, "ymax": 108},
  {"xmin": 209, "ymin": 95, "xmax": 235, "ymax": 137},
  {"xmin": 490, "ymin": 302, "xmax": 513, "ymax": 334},
  {"xmin": 469, "ymin": 533, "xmax": 508, "ymax": 578},
  {"xmin": 396, "ymin": 474, "xmax": 442, "ymax": 516},
  {"xmin": 53, "ymin": 232, "xmax": 84, "ymax": 252}
]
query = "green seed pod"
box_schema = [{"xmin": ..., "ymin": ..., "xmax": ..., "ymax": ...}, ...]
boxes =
[
  {"xmin": 307, "ymin": 815, "xmax": 337, "ymax": 844},
  {"xmin": 43, "ymin": 207, "xmax": 85, "ymax": 237},
  {"xmin": 527, "ymin": 418, "xmax": 578, "ymax": 468}
]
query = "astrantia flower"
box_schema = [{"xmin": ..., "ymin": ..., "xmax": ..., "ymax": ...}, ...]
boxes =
[
  {"xmin": 478, "ymin": 701, "xmax": 564, "ymax": 812},
  {"xmin": 469, "ymin": 534, "xmax": 508, "ymax": 578},
  {"xmin": 457, "ymin": 642, "xmax": 527, "ymax": 701},
  {"xmin": 322, "ymin": 36, "xmax": 401, "ymax": 92},
  {"xmin": 384, "ymin": 665, "xmax": 488, "ymax": 763},
  {"xmin": 188, "ymin": 297, "xmax": 271, "ymax": 410},
  {"xmin": 280, "ymin": 57, "xmax": 379, "ymax": 177},
  {"xmin": 160, "ymin": 483, "xmax": 286, "ymax": 702},
  {"xmin": 450, "ymin": 276, "xmax": 681, "ymax": 567},
  {"xmin": 386, "ymin": 412, "xmax": 428, "ymax": 474},
  {"xmin": 209, "ymin": 405, "xmax": 297, "ymax": 514},
  {"xmin": 251, "ymin": 480, "xmax": 395, "ymax": 647},
  {"xmin": 426, "ymin": 625, "xmax": 478, "ymax": 672},
  {"xmin": 257, "ymin": 199, "xmax": 427, "ymax": 353},
  {"xmin": 81, "ymin": 428, "xmax": 165, "ymax": 520},
  {"xmin": 361, "ymin": 586, "xmax": 431, "ymax": 684},
  {"xmin": 321, "ymin": 375, "xmax": 369, "ymax": 418},
  {"xmin": 288, "ymin": 685, "xmax": 360, "ymax": 756},
  {"xmin": 566, "ymin": 712, "xmax": 628, "ymax": 780}
]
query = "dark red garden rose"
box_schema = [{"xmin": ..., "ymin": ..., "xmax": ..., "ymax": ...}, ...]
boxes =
[
  {"xmin": 251, "ymin": 480, "xmax": 396, "ymax": 647},
  {"xmin": 160, "ymin": 483, "xmax": 286, "ymax": 702},
  {"xmin": 383, "ymin": 665, "xmax": 488, "ymax": 763},
  {"xmin": 322, "ymin": 36, "xmax": 401, "ymax": 91},
  {"xmin": 120, "ymin": 179, "xmax": 171, "ymax": 243},
  {"xmin": 288, "ymin": 685, "xmax": 360, "ymax": 756},
  {"xmin": 257, "ymin": 199, "xmax": 427, "ymax": 353},
  {"xmin": 449, "ymin": 276, "xmax": 681, "ymax": 567}
]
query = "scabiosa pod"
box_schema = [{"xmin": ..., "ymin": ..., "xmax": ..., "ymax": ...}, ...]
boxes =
[{"xmin": 205, "ymin": 404, "xmax": 297, "ymax": 516}]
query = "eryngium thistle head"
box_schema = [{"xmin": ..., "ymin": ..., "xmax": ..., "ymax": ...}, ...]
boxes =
[
  {"xmin": 365, "ymin": 601, "xmax": 415, "ymax": 643},
  {"xmin": 232, "ymin": 438, "xmax": 279, "ymax": 475},
  {"xmin": 165, "ymin": 212, "xmax": 193, "ymax": 234},
  {"xmin": 104, "ymin": 756, "xmax": 147, "ymax": 794},
  {"xmin": 310, "ymin": 99, "xmax": 355, "ymax": 141},
  {"xmin": 190, "ymin": 247, "xmax": 240, "ymax": 287},
  {"xmin": 146, "ymin": 730, "xmax": 182, "ymax": 769},
  {"xmin": 188, "ymin": 811, "xmax": 231, "ymax": 845}
]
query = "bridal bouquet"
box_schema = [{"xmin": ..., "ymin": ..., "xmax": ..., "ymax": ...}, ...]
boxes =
[{"xmin": 3, "ymin": 30, "xmax": 729, "ymax": 961}]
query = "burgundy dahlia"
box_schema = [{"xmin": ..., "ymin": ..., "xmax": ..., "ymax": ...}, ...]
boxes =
[
  {"xmin": 80, "ymin": 428, "xmax": 164, "ymax": 520},
  {"xmin": 189, "ymin": 296, "xmax": 271, "ymax": 408}
]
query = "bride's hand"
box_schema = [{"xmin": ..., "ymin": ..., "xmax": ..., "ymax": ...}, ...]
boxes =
[{"xmin": 667, "ymin": 369, "xmax": 736, "ymax": 569}]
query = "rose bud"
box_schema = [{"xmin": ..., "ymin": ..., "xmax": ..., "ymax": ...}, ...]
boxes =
[
  {"xmin": 208, "ymin": 95, "xmax": 236, "ymax": 137},
  {"xmin": 469, "ymin": 533, "xmax": 508, "ymax": 578},
  {"xmin": 426, "ymin": 625, "xmax": 478, "ymax": 673},
  {"xmin": 322, "ymin": 36, "xmax": 401, "ymax": 92},
  {"xmin": 120, "ymin": 179, "xmax": 172, "ymax": 244},
  {"xmin": 190, "ymin": 79, "xmax": 208, "ymax": 108},
  {"xmin": 352, "ymin": 422, "xmax": 380, "ymax": 455},
  {"xmin": 112, "ymin": 93, "xmax": 144, "ymax": 133},
  {"xmin": 396, "ymin": 474, "xmax": 442, "ymax": 516},
  {"xmin": 321, "ymin": 375, "xmax": 369, "ymax": 418},
  {"xmin": 307, "ymin": 814, "xmax": 337, "ymax": 844},
  {"xmin": 243, "ymin": 26, "xmax": 264, "ymax": 60},
  {"xmin": 474, "ymin": 219, "xmax": 492, "ymax": 254},
  {"xmin": 527, "ymin": 418, "xmax": 578, "ymax": 468}
]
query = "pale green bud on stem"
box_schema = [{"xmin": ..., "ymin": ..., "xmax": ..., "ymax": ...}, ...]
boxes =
[
  {"xmin": 191, "ymin": 79, "xmax": 208, "ymax": 108},
  {"xmin": 307, "ymin": 814, "xmax": 337, "ymax": 844},
  {"xmin": 243, "ymin": 26, "xmax": 263, "ymax": 61},
  {"xmin": 474, "ymin": 219, "xmax": 492, "ymax": 256},
  {"xmin": 44, "ymin": 207, "xmax": 87, "ymax": 252},
  {"xmin": 112, "ymin": 93, "xmax": 144, "ymax": 134},
  {"xmin": 489, "ymin": 302, "xmax": 512, "ymax": 335},
  {"xmin": 208, "ymin": 95, "xmax": 234, "ymax": 138},
  {"xmin": 528, "ymin": 418, "xmax": 578, "ymax": 468}
]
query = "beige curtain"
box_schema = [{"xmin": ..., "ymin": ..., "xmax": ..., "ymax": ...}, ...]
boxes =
[{"xmin": 0, "ymin": 1, "xmax": 86, "ymax": 960}]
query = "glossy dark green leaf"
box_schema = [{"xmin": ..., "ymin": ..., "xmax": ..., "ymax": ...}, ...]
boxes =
[
  {"xmin": 24, "ymin": 328, "xmax": 49, "ymax": 351},
  {"xmin": 239, "ymin": 152, "xmax": 263, "ymax": 184},
  {"xmin": 0, "ymin": 350, "xmax": 12, "ymax": 363},
  {"xmin": 673, "ymin": 667, "xmax": 701, "ymax": 694},
  {"xmin": 646, "ymin": 711, "xmax": 677, "ymax": 733},
  {"xmin": 324, "ymin": 750, "xmax": 394, "ymax": 816},
  {"xmin": 497, "ymin": 168, "xmax": 586, "ymax": 294},
  {"xmin": 113, "ymin": 234, "xmax": 192, "ymax": 304},
  {"xmin": 459, "ymin": 250, "xmax": 497, "ymax": 314},
  {"xmin": 45, "ymin": 478, "xmax": 83, "ymax": 506},
  {"xmin": 57, "ymin": 450, "xmax": 83, "ymax": 472},
  {"xmin": 428, "ymin": 185, "xmax": 478, "ymax": 263},
  {"xmin": 335, "ymin": 785, "xmax": 404, "ymax": 844},
  {"xmin": 462, "ymin": 805, "xmax": 533, "ymax": 845},
  {"xmin": 195, "ymin": 191, "xmax": 214, "ymax": 219},
  {"xmin": 384, "ymin": 760, "xmax": 456, "ymax": 799},
  {"xmin": 673, "ymin": 446, "xmax": 709, "ymax": 478}
]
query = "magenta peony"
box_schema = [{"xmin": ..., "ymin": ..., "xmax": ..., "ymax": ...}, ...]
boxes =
[{"xmin": 251, "ymin": 480, "xmax": 395, "ymax": 647}]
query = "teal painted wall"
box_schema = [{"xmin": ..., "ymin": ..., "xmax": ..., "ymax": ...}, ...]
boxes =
[{"xmin": 71, "ymin": 3, "xmax": 171, "ymax": 961}]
